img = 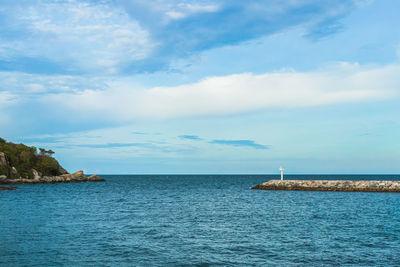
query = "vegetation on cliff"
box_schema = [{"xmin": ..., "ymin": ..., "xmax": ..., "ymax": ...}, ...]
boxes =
[{"xmin": 0, "ymin": 137, "xmax": 67, "ymax": 179}]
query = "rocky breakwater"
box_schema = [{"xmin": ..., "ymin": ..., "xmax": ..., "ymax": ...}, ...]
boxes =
[
  {"xmin": 0, "ymin": 170, "xmax": 104, "ymax": 185},
  {"xmin": 252, "ymin": 180, "xmax": 400, "ymax": 192}
]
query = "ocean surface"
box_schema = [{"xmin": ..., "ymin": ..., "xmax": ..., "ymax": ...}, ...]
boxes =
[{"xmin": 1, "ymin": 175, "xmax": 400, "ymax": 266}]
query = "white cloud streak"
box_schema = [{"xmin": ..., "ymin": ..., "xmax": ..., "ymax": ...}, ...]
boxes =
[
  {"xmin": 0, "ymin": 72, "xmax": 108, "ymax": 94},
  {"xmin": 43, "ymin": 62, "xmax": 397, "ymax": 121},
  {"xmin": 166, "ymin": 3, "xmax": 219, "ymax": 19},
  {"xmin": 0, "ymin": 91, "xmax": 17, "ymax": 106}
]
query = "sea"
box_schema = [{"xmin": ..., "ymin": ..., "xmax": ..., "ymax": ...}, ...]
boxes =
[{"xmin": 1, "ymin": 175, "xmax": 400, "ymax": 266}]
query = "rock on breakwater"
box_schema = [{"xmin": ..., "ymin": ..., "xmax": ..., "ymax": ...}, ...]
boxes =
[{"xmin": 252, "ymin": 180, "xmax": 400, "ymax": 192}]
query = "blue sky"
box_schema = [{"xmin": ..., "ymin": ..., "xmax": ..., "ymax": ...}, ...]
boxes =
[{"xmin": 1, "ymin": 0, "xmax": 399, "ymax": 174}]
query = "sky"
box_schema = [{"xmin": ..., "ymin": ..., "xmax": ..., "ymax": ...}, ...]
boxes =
[{"xmin": 1, "ymin": 0, "xmax": 399, "ymax": 174}]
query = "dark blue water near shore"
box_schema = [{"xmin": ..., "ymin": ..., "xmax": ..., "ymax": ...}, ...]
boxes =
[{"xmin": 1, "ymin": 175, "xmax": 400, "ymax": 266}]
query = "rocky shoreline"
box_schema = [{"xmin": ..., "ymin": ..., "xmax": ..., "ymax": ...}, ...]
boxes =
[
  {"xmin": 252, "ymin": 180, "xmax": 400, "ymax": 192},
  {"xmin": 0, "ymin": 170, "xmax": 104, "ymax": 185}
]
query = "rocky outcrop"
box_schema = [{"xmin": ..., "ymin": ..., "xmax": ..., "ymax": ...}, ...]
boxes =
[
  {"xmin": 11, "ymin": 167, "xmax": 19, "ymax": 178},
  {"xmin": 32, "ymin": 169, "xmax": 41, "ymax": 180},
  {"xmin": 0, "ymin": 150, "xmax": 104, "ymax": 185},
  {"xmin": 0, "ymin": 152, "xmax": 8, "ymax": 166},
  {"xmin": 252, "ymin": 180, "xmax": 400, "ymax": 192},
  {"xmin": 0, "ymin": 170, "xmax": 104, "ymax": 185},
  {"xmin": 0, "ymin": 152, "xmax": 10, "ymax": 177},
  {"xmin": 58, "ymin": 165, "xmax": 68, "ymax": 175},
  {"xmin": 1, "ymin": 139, "xmax": 104, "ymax": 186},
  {"xmin": 0, "ymin": 139, "xmax": 80, "ymax": 180}
]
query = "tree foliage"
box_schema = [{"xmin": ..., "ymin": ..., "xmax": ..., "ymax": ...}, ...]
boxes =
[{"xmin": 39, "ymin": 148, "xmax": 55, "ymax": 156}]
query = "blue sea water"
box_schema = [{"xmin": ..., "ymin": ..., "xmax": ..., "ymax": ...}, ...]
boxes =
[{"xmin": 1, "ymin": 175, "xmax": 400, "ymax": 266}]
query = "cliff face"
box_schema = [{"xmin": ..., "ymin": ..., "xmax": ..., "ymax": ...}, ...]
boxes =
[{"xmin": 0, "ymin": 138, "xmax": 104, "ymax": 184}]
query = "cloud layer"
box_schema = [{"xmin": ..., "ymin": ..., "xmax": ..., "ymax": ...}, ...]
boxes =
[
  {"xmin": 1, "ymin": 61, "xmax": 396, "ymax": 136},
  {"xmin": 0, "ymin": 0, "xmax": 360, "ymax": 74}
]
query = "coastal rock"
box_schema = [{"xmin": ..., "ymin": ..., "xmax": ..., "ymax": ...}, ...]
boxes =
[
  {"xmin": 11, "ymin": 167, "xmax": 20, "ymax": 179},
  {"xmin": 252, "ymin": 180, "xmax": 400, "ymax": 193},
  {"xmin": 58, "ymin": 165, "xmax": 69, "ymax": 175},
  {"xmin": 32, "ymin": 169, "xmax": 41, "ymax": 180},
  {"xmin": 0, "ymin": 152, "xmax": 10, "ymax": 177},
  {"xmin": 72, "ymin": 170, "xmax": 85, "ymax": 179},
  {"xmin": 0, "ymin": 152, "xmax": 8, "ymax": 167},
  {"xmin": 87, "ymin": 174, "xmax": 104, "ymax": 181}
]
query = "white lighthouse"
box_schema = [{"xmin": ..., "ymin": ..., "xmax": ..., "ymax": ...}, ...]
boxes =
[{"xmin": 279, "ymin": 166, "xmax": 285, "ymax": 180}]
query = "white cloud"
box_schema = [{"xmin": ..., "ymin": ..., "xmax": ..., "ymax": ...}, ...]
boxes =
[
  {"xmin": 2, "ymin": 1, "xmax": 154, "ymax": 73},
  {"xmin": 0, "ymin": 71, "xmax": 108, "ymax": 94},
  {"xmin": 0, "ymin": 91, "xmax": 18, "ymax": 106},
  {"xmin": 166, "ymin": 3, "xmax": 219, "ymax": 19},
  {"xmin": 124, "ymin": 1, "xmax": 220, "ymax": 21},
  {"xmin": 43, "ymin": 62, "xmax": 397, "ymax": 121}
]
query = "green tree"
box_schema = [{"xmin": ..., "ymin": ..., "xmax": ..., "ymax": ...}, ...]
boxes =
[{"xmin": 39, "ymin": 148, "xmax": 55, "ymax": 157}]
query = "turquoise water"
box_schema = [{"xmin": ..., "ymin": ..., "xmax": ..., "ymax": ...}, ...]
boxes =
[{"xmin": 1, "ymin": 175, "xmax": 400, "ymax": 266}]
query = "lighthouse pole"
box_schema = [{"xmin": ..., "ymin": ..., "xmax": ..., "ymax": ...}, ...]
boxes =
[{"xmin": 280, "ymin": 166, "xmax": 284, "ymax": 180}]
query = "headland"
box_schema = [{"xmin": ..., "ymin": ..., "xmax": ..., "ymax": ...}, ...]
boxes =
[
  {"xmin": 252, "ymin": 179, "xmax": 400, "ymax": 192},
  {"xmin": 0, "ymin": 137, "xmax": 104, "ymax": 186}
]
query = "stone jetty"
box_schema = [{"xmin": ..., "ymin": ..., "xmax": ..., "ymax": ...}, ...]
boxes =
[{"xmin": 252, "ymin": 180, "xmax": 400, "ymax": 192}]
